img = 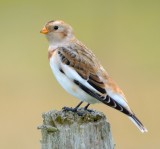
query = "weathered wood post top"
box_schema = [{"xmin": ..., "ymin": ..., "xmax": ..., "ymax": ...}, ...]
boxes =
[{"xmin": 38, "ymin": 108, "xmax": 115, "ymax": 149}]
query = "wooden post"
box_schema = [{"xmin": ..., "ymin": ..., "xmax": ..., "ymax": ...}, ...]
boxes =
[{"xmin": 38, "ymin": 108, "xmax": 115, "ymax": 149}]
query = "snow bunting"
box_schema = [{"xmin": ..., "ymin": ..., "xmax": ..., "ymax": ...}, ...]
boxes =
[{"xmin": 40, "ymin": 20, "xmax": 147, "ymax": 133}]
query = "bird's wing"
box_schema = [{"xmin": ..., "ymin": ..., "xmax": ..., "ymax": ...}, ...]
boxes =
[
  {"xmin": 57, "ymin": 43, "xmax": 106, "ymax": 96},
  {"xmin": 57, "ymin": 41, "xmax": 132, "ymax": 115}
]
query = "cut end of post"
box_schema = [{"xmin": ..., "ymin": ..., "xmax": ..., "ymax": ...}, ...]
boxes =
[{"xmin": 38, "ymin": 108, "xmax": 115, "ymax": 149}]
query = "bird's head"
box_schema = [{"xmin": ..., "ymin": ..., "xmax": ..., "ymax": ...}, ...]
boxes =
[{"xmin": 40, "ymin": 20, "xmax": 74, "ymax": 46}]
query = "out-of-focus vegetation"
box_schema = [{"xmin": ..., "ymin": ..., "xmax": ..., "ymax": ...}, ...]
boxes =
[{"xmin": 0, "ymin": 0, "xmax": 159, "ymax": 149}]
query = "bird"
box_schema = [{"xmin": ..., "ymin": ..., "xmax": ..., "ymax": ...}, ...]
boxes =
[{"xmin": 40, "ymin": 20, "xmax": 147, "ymax": 133}]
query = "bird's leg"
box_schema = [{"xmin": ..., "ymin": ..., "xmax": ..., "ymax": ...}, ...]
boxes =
[
  {"xmin": 63, "ymin": 101, "xmax": 83, "ymax": 112},
  {"xmin": 84, "ymin": 103, "xmax": 90, "ymax": 110},
  {"xmin": 73, "ymin": 101, "xmax": 83, "ymax": 111},
  {"xmin": 84, "ymin": 103, "xmax": 93, "ymax": 112}
]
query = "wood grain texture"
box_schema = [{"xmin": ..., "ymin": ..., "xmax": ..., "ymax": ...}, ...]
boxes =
[{"xmin": 38, "ymin": 109, "xmax": 115, "ymax": 149}]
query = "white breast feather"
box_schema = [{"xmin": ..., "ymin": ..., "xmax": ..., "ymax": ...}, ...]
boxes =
[{"xmin": 49, "ymin": 54, "xmax": 100, "ymax": 104}]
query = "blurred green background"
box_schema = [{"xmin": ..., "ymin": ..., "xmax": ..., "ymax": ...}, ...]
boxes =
[{"xmin": 0, "ymin": 0, "xmax": 159, "ymax": 149}]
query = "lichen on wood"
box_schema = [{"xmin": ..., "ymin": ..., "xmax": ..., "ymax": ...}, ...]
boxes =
[{"xmin": 38, "ymin": 108, "xmax": 115, "ymax": 149}]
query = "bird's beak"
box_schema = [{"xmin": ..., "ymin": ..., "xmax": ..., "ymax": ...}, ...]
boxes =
[{"xmin": 40, "ymin": 26, "xmax": 49, "ymax": 34}]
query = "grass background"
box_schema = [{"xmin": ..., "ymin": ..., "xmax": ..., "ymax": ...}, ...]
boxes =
[{"xmin": 0, "ymin": 0, "xmax": 160, "ymax": 148}]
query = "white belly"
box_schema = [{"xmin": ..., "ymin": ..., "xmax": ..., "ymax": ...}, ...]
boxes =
[{"xmin": 49, "ymin": 55, "xmax": 99, "ymax": 104}]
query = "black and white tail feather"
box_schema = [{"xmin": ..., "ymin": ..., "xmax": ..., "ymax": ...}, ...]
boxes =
[
  {"xmin": 74, "ymin": 80, "xmax": 148, "ymax": 133},
  {"xmin": 102, "ymin": 95, "xmax": 148, "ymax": 133},
  {"xmin": 129, "ymin": 115, "xmax": 148, "ymax": 133}
]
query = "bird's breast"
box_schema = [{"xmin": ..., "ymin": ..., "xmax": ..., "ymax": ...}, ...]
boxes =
[{"xmin": 49, "ymin": 54, "xmax": 99, "ymax": 104}]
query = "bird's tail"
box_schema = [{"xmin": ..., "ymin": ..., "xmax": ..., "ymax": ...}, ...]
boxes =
[{"xmin": 128, "ymin": 114, "xmax": 148, "ymax": 133}]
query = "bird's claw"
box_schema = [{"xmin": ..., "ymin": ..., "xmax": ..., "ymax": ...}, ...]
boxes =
[
  {"xmin": 85, "ymin": 109, "xmax": 94, "ymax": 113},
  {"xmin": 62, "ymin": 107, "xmax": 84, "ymax": 116},
  {"xmin": 62, "ymin": 107, "xmax": 77, "ymax": 112}
]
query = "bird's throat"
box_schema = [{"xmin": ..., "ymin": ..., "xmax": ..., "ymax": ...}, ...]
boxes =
[{"xmin": 48, "ymin": 46, "xmax": 57, "ymax": 59}]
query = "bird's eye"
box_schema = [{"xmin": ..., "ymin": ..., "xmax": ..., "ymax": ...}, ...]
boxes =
[{"xmin": 54, "ymin": 26, "xmax": 59, "ymax": 30}]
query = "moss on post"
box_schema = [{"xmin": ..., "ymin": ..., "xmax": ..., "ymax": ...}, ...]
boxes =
[{"xmin": 38, "ymin": 108, "xmax": 115, "ymax": 149}]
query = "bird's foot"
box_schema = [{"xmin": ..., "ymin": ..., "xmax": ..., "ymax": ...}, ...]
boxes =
[
  {"xmin": 62, "ymin": 106, "xmax": 77, "ymax": 112},
  {"xmin": 83, "ymin": 103, "xmax": 94, "ymax": 113},
  {"xmin": 62, "ymin": 107, "xmax": 83, "ymax": 116},
  {"xmin": 84, "ymin": 108, "xmax": 94, "ymax": 113}
]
